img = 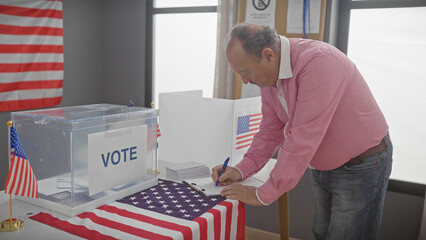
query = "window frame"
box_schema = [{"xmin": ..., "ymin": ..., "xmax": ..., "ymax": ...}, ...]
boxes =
[
  {"xmin": 336, "ymin": 0, "xmax": 426, "ymax": 196},
  {"xmin": 144, "ymin": 1, "xmax": 218, "ymax": 107},
  {"xmin": 336, "ymin": 0, "xmax": 426, "ymax": 54}
]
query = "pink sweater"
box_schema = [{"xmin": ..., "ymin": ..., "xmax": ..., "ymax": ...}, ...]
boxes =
[{"xmin": 235, "ymin": 37, "xmax": 388, "ymax": 205}]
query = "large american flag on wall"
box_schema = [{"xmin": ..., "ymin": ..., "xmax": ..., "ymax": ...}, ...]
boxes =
[
  {"xmin": 30, "ymin": 179, "xmax": 245, "ymax": 240},
  {"xmin": 0, "ymin": 0, "xmax": 64, "ymax": 111}
]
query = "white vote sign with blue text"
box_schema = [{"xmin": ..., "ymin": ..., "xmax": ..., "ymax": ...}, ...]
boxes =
[{"xmin": 88, "ymin": 125, "xmax": 147, "ymax": 196}]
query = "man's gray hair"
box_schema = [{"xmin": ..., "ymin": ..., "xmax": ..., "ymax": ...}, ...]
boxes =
[{"xmin": 226, "ymin": 23, "xmax": 279, "ymax": 57}]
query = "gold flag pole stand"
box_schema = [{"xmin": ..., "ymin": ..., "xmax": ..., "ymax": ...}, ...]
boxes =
[{"xmin": 0, "ymin": 121, "xmax": 24, "ymax": 232}]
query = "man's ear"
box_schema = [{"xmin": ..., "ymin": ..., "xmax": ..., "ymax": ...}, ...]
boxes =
[{"xmin": 262, "ymin": 48, "xmax": 274, "ymax": 62}]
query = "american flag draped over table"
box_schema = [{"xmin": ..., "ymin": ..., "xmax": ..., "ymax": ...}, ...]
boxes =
[
  {"xmin": 0, "ymin": 0, "xmax": 64, "ymax": 111},
  {"xmin": 235, "ymin": 113, "xmax": 262, "ymax": 151},
  {"xmin": 30, "ymin": 179, "xmax": 245, "ymax": 240},
  {"xmin": 5, "ymin": 125, "xmax": 38, "ymax": 198}
]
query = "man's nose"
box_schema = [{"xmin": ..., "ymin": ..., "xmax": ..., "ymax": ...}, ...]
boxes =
[{"xmin": 241, "ymin": 76, "xmax": 250, "ymax": 84}]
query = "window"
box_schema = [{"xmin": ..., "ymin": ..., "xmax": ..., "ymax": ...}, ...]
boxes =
[
  {"xmin": 149, "ymin": 0, "xmax": 218, "ymax": 107},
  {"xmin": 338, "ymin": 0, "xmax": 426, "ymax": 185}
]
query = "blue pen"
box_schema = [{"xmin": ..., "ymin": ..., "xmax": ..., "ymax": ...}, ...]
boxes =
[{"xmin": 216, "ymin": 157, "xmax": 230, "ymax": 186}]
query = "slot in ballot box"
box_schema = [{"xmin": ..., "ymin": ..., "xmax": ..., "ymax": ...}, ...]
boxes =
[{"xmin": 10, "ymin": 104, "xmax": 159, "ymax": 216}]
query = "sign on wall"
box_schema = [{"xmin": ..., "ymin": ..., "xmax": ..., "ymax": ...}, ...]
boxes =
[{"xmin": 245, "ymin": 0, "xmax": 277, "ymax": 28}]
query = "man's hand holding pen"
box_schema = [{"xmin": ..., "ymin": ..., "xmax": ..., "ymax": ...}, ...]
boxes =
[{"xmin": 211, "ymin": 164, "xmax": 262, "ymax": 206}]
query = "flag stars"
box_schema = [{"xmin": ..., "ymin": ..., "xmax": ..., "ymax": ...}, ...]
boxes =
[{"xmin": 116, "ymin": 179, "xmax": 226, "ymax": 221}]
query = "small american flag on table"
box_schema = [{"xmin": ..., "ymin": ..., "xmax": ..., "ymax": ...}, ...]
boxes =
[{"xmin": 30, "ymin": 179, "xmax": 245, "ymax": 240}]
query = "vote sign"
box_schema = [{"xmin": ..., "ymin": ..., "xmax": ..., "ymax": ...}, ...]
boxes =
[{"xmin": 88, "ymin": 125, "xmax": 147, "ymax": 196}]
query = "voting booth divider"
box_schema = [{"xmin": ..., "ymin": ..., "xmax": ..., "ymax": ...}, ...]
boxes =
[
  {"xmin": 158, "ymin": 90, "xmax": 261, "ymax": 169},
  {"xmin": 10, "ymin": 104, "xmax": 159, "ymax": 216}
]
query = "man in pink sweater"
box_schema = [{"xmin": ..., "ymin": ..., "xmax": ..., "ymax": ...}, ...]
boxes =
[{"xmin": 212, "ymin": 23, "xmax": 393, "ymax": 239}]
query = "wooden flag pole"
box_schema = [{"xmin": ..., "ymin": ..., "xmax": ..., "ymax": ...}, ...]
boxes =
[{"xmin": 1, "ymin": 121, "xmax": 24, "ymax": 232}]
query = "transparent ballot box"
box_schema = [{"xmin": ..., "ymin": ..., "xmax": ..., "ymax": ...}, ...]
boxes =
[{"xmin": 11, "ymin": 104, "xmax": 159, "ymax": 216}]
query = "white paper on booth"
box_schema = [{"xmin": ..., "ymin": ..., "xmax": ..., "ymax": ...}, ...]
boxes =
[
  {"xmin": 88, "ymin": 125, "xmax": 147, "ymax": 196},
  {"xmin": 158, "ymin": 91, "xmax": 234, "ymax": 169}
]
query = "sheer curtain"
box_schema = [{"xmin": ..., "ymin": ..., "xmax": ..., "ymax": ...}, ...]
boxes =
[{"xmin": 213, "ymin": 0, "xmax": 237, "ymax": 99}]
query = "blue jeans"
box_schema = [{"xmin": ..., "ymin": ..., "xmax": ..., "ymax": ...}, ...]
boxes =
[{"xmin": 310, "ymin": 134, "xmax": 393, "ymax": 240}]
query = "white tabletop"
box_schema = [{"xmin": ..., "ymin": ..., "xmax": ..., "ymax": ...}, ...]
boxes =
[{"xmin": 0, "ymin": 192, "xmax": 82, "ymax": 240}]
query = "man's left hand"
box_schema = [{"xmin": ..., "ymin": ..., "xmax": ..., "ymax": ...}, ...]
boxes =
[{"xmin": 220, "ymin": 183, "xmax": 262, "ymax": 206}]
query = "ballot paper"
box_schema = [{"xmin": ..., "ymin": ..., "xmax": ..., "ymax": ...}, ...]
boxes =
[
  {"xmin": 165, "ymin": 161, "xmax": 210, "ymax": 180},
  {"xmin": 183, "ymin": 177, "xmax": 264, "ymax": 198}
]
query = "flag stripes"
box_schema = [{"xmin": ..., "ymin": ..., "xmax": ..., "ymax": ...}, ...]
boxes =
[
  {"xmin": 0, "ymin": 53, "xmax": 64, "ymax": 63},
  {"xmin": 99, "ymin": 205, "xmax": 193, "ymax": 240},
  {"xmin": 5, "ymin": 126, "xmax": 38, "ymax": 198},
  {"xmin": 0, "ymin": 44, "xmax": 63, "ymax": 53},
  {"xmin": 157, "ymin": 124, "xmax": 162, "ymax": 137},
  {"xmin": 30, "ymin": 199, "xmax": 245, "ymax": 240},
  {"xmin": 0, "ymin": 24, "xmax": 63, "ymax": 36},
  {"xmin": 30, "ymin": 212, "xmax": 117, "ymax": 240},
  {"xmin": 0, "ymin": 34, "xmax": 63, "ymax": 45},
  {"xmin": 1, "ymin": 70, "xmax": 63, "ymax": 83},
  {"xmin": 0, "ymin": 13, "xmax": 63, "ymax": 28},
  {"xmin": 0, "ymin": 88, "xmax": 62, "ymax": 101},
  {"xmin": 0, "ymin": 62, "xmax": 64, "ymax": 73},
  {"xmin": 0, "ymin": 4, "xmax": 62, "ymax": 19},
  {"xmin": 0, "ymin": 96, "xmax": 62, "ymax": 110},
  {"xmin": 235, "ymin": 113, "xmax": 262, "ymax": 150},
  {"xmin": 0, "ymin": 0, "xmax": 63, "ymax": 111},
  {"xmin": 0, "ymin": 80, "xmax": 63, "ymax": 92}
]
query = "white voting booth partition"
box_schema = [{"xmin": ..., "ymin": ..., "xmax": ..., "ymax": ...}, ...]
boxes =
[{"xmin": 158, "ymin": 90, "xmax": 261, "ymax": 168}]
